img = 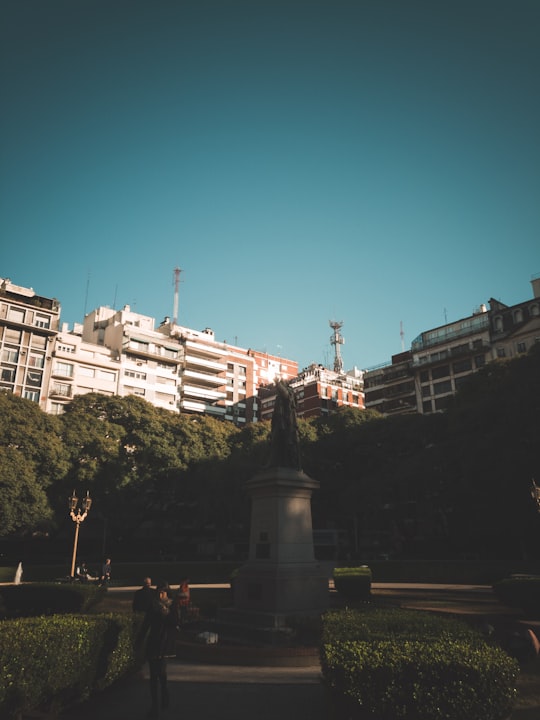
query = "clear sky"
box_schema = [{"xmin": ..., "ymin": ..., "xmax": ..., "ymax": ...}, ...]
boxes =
[{"xmin": 2, "ymin": 0, "xmax": 539, "ymax": 371}]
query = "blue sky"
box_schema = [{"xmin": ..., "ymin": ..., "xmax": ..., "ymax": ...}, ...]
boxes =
[{"xmin": 2, "ymin": 0, "xmax": 539, "ymax": 371}]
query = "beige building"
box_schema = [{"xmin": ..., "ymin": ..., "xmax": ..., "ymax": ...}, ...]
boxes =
[
  {"xmin": 0, "ymin": 278, "xmax": 60, "ymax": 410},
  {"xmin": 0, "ymin": 280, "xmax": 298, "ymax": 422}
]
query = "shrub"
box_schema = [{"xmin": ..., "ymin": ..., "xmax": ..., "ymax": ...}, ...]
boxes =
[
  {"xmin": 0, "ymin": 613, "xmax": 141, "ymax": 719},
  {"xmin": 333, "ymin": 566, "xmax": 372, "ymax": 600},
  {"xmin": 320, "ymin": 608, "xmax": 519, "ymax": 720},
  {"xmin": 0, "ymin": 583, "xmax": 105, "ymax": 619},
  {"xmin": 493, "ymin": 576, "xmax": 540, "ymax": 618}
]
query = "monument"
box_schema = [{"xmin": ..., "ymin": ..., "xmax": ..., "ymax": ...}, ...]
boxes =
[{"xmin": 225, "ymin": 379, "xmax": 329, "ymax": 633}]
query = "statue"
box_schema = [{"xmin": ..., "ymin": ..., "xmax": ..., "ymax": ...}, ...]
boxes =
[{"xmin": 268, "ymin": 379, "xmax": 301, "ymax": 470}]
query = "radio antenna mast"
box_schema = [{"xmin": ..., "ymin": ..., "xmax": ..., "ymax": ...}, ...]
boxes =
[
  {"xmin": 329, "ymin": 320, "xmax": 344, "ymax": 374},
  {"xmin": 173, "ymin": 267, "xmax": 182, "ymax": 324}
]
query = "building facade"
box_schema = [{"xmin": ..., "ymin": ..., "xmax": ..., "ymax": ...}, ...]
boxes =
[
  {"xmin": 258, "ymin": 364, "xmax": 365, "ymax": 421},
  {"xmin": 364, "ymin": 276, "xmax": 540, "ymax": 415},
  {"xmin": 0, "ymin": 278, "xmax": 61, "ymax": 410},
  {"xmin": 0, "ymin": 279, "xmax": 298, "ymax": 423}
]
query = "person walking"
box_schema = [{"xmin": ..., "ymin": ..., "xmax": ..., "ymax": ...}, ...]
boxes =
[
  {"xmin": 133, "ymin": 577, "xmax": 154, "ymax": 613},
  {"xmin": 139, "ymin": 583, "xmax": 179, "ymax": 718}
]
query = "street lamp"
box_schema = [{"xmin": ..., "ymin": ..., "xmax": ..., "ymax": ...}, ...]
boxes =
[
  {"xmin": 530, "ymin": 479, "xmax": 540, "ymax": 513},
  {"xmin": 68, "ymin": 490, "xmax": 92, "ymax": 578}
]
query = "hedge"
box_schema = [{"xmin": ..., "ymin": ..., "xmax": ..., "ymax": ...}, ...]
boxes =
[
  {"xmin": 321, "ymin": 608, "xmax": 519, "ymax": 720},
  {"xmin": 493, "ymin": 576, "xmax": 540, "ymax": 618},
  {"xmin": 333, "ymin": 566, "xmax": 372, "ymax": 600},
  {"xmin": 0, "ymin": 583, "xmax": 105, "ymax": 618},
  {"xmin": 0, "ymin": 613, "xmax": 142, "ymax": 720}
]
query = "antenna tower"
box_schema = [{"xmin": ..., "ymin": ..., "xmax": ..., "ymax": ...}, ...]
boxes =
[
  {"xmin": 400, "ymin": 320, "xmax": 405, "ymax": 352},
  {"xmin": 329, "ymin": 320, "xmax": 344, "ymax": 373},
  {"xmin": 173, "ymin": 267, "xmax": 182, "ymax": 325}
]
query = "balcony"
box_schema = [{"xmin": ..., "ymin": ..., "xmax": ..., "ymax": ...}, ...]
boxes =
[
  {"xmin": 182, "ymin": 384, "xmax": 226, "ymax": 401},
  {"xmin": 182, "ymin": 368, "xmax": 226, "ymax": 386}
]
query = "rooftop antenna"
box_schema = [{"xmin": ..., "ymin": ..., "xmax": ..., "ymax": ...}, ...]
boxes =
[
  {"xmin": 329, "ymin": 320, "xmax": 344, "ymax": 374},
  {"xmin": 173, "ymin": 267, "xmax": 182, "ymax": 325},
  {"xmin": 83, "ymin": 272, "xmax": 90, "ymax": 316},
  {"xmin": 400, "ymin": 320, "xmax": 405, "ymax": 352}
]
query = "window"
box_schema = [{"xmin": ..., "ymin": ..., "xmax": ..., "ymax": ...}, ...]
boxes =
[
  {"xmin": 29, "ymin": 353, "xmax": 45, "ymax": 368},
  {"xmin": 125, "ymin": 386, "xmax": 145, "ymax": 396},
  {"xmin": 98, "ymin": 370, "xmax": 116, "ymax": 381},
  {"xmin": 1, "ymin": 368, "xmax": 15, "ymax": 382},
  {"xmin": 23, "ymin": 390, "xmax": 39, "ymax": 402},
  {"xmin": 419, "ymin": 370, "xmax": 429, "ymax": 383},
  {"xmin": 4, "ymin": 328, "xmax": 21, "ymax": 343},
  {"xmin": 2, "ymin": 346, "xmax": 19, "ymax": 363},
  {"xmin": 35, "ymin": 314, "xmax": 50, "ymax": 329},
  {"xmin": 513, "ymin": 309, "xmax": 523, "ymax": 324},
  {"xmin": 162, "ymin": 347, "xmax": 178, "ymax": 359},
  {"xmin": 474, "ymin": 355, "xmax": 485, "ymax": 368},
  {"xmin": 497, "ymin": 348, "xmax": 506, "ymax": 358},
  {"xmin": 79, "ymin": 366, "xmax": 96, "ymax": 377},
  {"xmin": 432, "ymin": 365, "xmax": 450, "ymax": 380},
  {"xmin": 57, "ymin": 343, "xmax": 76, "ymax": 354},
  {"xmin": 51, "ymin": 383, "xmax": 72, "ymax": 397},
  {"xmin": 531, "ymin": 304, "xmax": 540, "ymax": 317},
  {"xmin": 494, "ymin": 316, "xmax": 503, "ymax": 332},
  {"xmin": 50, "ymin": 403, "xmax": 65, "ymax": 415},
  {"xmin": 125, "ymin": 369, "xmax": 146, "ymax": 380},
  {"xmin": 452, "ymin": 359, "xmax": 472, "ymax": 374},
  {"xmin": 54, "ymin": 361, "xmax": 74, "ymax": 377},
  {"xmin": 433, "ymin": 380, "xmax": 452, "ymax": 395},
  {"xmin": 517, "ymin": 342, "xmax": 527, "ymax": 354},
  {"xmin": 26, "ymin": 370, "xmax": 42, "ymax": 387},
  {"xmin": 7, "ymin": 307, "xmax": 25, "ymax": 323}
]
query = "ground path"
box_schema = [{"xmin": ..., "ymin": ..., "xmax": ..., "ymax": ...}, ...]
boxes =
[{"xmin": 47, "ymin": 583, "xmax": 540, "ymax": 719}]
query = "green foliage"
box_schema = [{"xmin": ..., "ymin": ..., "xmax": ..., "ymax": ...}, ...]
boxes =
[
  {"xmin": 321, "ymin": 607, "xmax": 519, "ymax": 720},
  {"xmin": 0, "ymin": 613, "xmax": 139, "ymax": 719},
  {"xmin": 0, "ymin": 392, "xmax": 62, "ymax": 536},
  {"xmin": 0, "ymin": 583, "xmax": 105, "ymax": 619},
  {"xmin": 333, "ymin": 567, "xmax": 372, "ymax": 600},
  {"xmin": 493, "ymin": 576, "xmax": 540, "ymax": 618}
]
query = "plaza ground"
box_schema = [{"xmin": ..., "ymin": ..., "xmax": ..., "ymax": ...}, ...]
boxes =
[{"xmin": 51, "ymin": 582, "xmax": 540, "ymax": 720}]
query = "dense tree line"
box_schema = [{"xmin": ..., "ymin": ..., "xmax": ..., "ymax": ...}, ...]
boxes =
[{"xmin": 1, "ymin": 345, "xmax": 539, "ymax": 562}]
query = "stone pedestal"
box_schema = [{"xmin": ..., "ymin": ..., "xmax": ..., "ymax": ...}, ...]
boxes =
[{"xmin": 230, "ymin": 466, "xmax": 328, "ymax": 620}]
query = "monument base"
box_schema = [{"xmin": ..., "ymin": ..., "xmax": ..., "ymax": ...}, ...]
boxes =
[{"xmin": 232, "ymin": 561, "xmax": 329, "ymax": 615}]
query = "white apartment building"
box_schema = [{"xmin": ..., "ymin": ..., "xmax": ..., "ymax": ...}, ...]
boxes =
[{"xmin": 0, "ymin": 278, "xmax": 60, "ymax": 410}]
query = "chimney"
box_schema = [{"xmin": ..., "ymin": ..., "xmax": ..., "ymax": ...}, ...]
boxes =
[{"xmin": 531, "ymin": 275, "xmax": 540, "ymax": 299}]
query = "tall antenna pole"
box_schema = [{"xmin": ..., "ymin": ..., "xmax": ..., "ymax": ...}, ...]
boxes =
[
  {"xmin": 400, "ymin": 320, "xmax": 405, "ymax": 352},
  {"xmin": 329, "ymin": 320, "xmax": 344, "ymax": 374},
  {"xmin": 173, "ymin": 267, "xmax": 182, "ymax": 325}
]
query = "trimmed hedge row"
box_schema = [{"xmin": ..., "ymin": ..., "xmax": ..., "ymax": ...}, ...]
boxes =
[
  {"xmin": 0, "ymin": 583, "xmax": 105, "ymax": 618},
  {"xmin": 333, "ymin": 566, "xmax": 372, "ymax": 600},
  {"xmin": 493, "ymin": 576, "xmax": 540, "ymax": 618},
  {"xmin": 321, "ymin": 608, "xmax": 519, "ymax": 720},
  {"xmin": 0, "ymin": 613, "xmax": 142, "ymax": 720}
]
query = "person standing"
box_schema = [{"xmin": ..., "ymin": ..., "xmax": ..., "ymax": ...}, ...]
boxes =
[
  {"xmin": 133, "ymin": 577, "xmax": 154, "ymax": 613},
  {"xmin": 175, "ymin": 577, "xmax": 190, "ymax": 622},
  {"xmin": 100, "ymin": 558, "xmax": 112, "ymax": 585},
  {"xmin": 139, "ymin": 583, "xmax": 179, "ymax": 718}
]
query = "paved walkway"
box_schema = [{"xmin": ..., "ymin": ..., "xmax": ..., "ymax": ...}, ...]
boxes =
[{"xmin": 48, "ymin": 584, "xmax": 540, "ymax": 719}]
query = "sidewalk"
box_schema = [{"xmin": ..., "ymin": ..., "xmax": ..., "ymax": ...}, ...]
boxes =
[
  {"xmin": 58, "ymin": 661, "xmax": 329, "ymax": 720},
  {"xmin": 50, "ymin": 583, "xmax": 540, "ymax": 720}
]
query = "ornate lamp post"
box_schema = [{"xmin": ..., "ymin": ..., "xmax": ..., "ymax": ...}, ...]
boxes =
[
  {"xmin": 531, "ymin": 480, "xmax": 540, "ymax": 513},
  {"xmin": 68, "ymin": 490, "xmax": 92, "ymax": 578}
]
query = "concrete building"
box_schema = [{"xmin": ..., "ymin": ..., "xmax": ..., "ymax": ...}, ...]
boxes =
[
  {"xmin": 365, "ymin": 276, "xmax": 540, "ymax": 415},
  {"xmin": 0, "ymin": 278, "xmax": 60, "ymax": 411},
  {"xmin": 362, "ymin": 351, "xmax": 416, "ymax": 416},
  {"xmin": 258, "ymin": 364, "xmax": 365, "ymax": 421},
  {"xmin": 0, "ymin": 279, "xmax": 298, "ymax": 422}
]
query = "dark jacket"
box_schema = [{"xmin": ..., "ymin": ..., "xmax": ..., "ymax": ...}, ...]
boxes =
[
  {"xmin": 133, "ymin": 585, "xmax": 155, "ymax": 613},
  {"xmin": 140, "ymin": 595, "xmax": 180, "ymax": 659}
]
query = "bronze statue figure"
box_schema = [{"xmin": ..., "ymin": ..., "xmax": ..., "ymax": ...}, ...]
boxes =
[{"xmin": 268, "ymin": 379, "xmax": 301, "ymax": 469}]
